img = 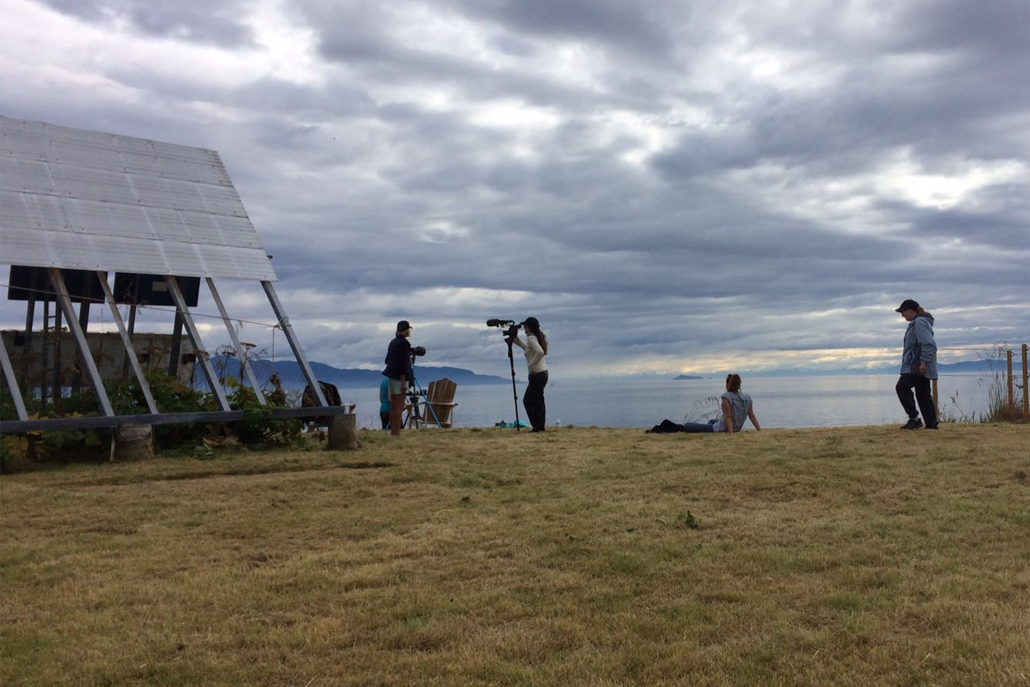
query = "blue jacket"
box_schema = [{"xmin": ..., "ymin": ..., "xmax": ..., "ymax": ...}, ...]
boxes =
[{"xmin": 901, "ymin": 313, "xmax": 937, "ymax": 380}]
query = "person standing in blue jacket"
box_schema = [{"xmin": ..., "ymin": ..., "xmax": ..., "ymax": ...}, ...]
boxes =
[{"xmin": 895, "ymin": 299, "xmax": 938, "ymax": 430}]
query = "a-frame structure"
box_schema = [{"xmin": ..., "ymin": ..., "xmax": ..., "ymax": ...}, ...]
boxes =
[{"xmin": 0, "ymin": 116, "xmax": 348, "ymax": 433}]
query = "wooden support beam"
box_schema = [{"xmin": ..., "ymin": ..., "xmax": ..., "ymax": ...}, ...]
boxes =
[
  {"xmin": 96, "ymin": 271, "xmax": 159, "ymax": 414},
  {"xmin": 21, "ymin": 298, "xmax": 34, "ymax": 384},
  {"xmin": 262, "ymin": 281, "xmax": 327, "ymax": 407},
  {"xmin": 71, "ymin": 301, "xmax": 91, "ymax": 394},
  {"xmin": 168, "ymin": 311, "xmax": 184, "ymax": 377},
  {"xmin": 0, "ymin": 338, "xmax": 29, "ymax": 422},
  {"xmin": 166, "ymin": 276, "xmax": 231, "ymax": 412},
  {"xmin": 50, "ymin": 268, "xmax": 114, "ymax": 417},
  {"xmin": 206, "ymin": 278, "xmax": 266, "ymax": 406},
  {"xmin": 23, "ymin": 298, "xmax": 34, "ymax": 347},
  {"xmin": 52, "ymin": 300, "xmax": 62, "ymax": 409},
  {"xmin": 1023, "ymin": 344, "xmax": 1029, "ymax": 420},
  {"xmin": 40, "ymin": 299, "xmax": 49, "ymax": 409},
  {"xmin": 1007, "ymin": 350, "xmax": 1014, "ymax": 409}
]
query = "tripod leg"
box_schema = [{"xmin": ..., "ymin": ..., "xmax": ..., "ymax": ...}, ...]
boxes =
[{"xmin": 508, "ymin": 343, "xmax": 521, "ymax": 431}]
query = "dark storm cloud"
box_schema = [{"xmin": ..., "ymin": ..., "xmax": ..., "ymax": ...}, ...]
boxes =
[
  {"xmin": 447, "ymin": 0, "xmax": 678, "ymax": 57},
  {"xmin": 34, "ymin": 0, "xmax": 255, "ymax": 45}
]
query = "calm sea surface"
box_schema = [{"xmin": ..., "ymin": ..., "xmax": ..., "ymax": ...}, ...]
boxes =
[{"xmin": 345, "ymin": 373, "xmax": 1003, "ymax": 430}]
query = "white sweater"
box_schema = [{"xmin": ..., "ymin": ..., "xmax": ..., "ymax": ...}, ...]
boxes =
[{"xmin": 513, "ymin": 334, "xmax": 547, "ymax": 373}]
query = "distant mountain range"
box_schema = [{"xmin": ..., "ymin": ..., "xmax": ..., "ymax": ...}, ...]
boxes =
[
  {"xmin": 204, "ymin": 356, "xmax": 508, "ymax": 390},
  {"xmin": 849, "ymin": 360, "xmax": 1024, "ymax": 376},
  {"xmin": 936, "ymin": 360, "xmax": 1024, "ymax": 373},
  {"xmin": 198, "ymin": 356, "xmax": 1022, "ymax": 393}
]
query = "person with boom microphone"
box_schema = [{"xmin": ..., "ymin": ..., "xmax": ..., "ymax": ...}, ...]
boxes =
[
  {"xmin": 510, "ymin": 317, "xmax": 549, "ymax": 432},
  {"xmin": 383, "ymin": 320, "xmax": 413, "ymax": 436}
]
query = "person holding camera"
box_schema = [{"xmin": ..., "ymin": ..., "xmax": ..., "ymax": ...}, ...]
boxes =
[
  {"xmin": 383, "ymin": 320, "xmax": 413, "ymax": 436},
  {"xmin": 510, "ymin": 317, "xmax": 549, "ymax": 432}
]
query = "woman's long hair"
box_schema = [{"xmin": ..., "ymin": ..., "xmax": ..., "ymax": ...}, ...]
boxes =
[
  {"xmin": 524, "ymin": 317, "xmax": 547, "ymax": 355},
  {"xmin": 726, "ymin": 373, "xmax": 742, "ymax": 393}
]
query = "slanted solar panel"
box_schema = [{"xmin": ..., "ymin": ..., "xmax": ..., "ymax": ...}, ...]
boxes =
[{"xmin": 0, "ymin": 116, "xmax": 277, "ymax": 281}]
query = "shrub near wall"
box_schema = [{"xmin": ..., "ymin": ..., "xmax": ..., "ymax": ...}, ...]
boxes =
[{"xmin": 0, "ymin": 372, "xmax": 301, "ymax": 471}]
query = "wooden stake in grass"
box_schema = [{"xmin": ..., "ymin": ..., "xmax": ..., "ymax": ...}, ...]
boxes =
[
  {"xmin": 1023, "ymin": 344, "xmax": 1029, "ymax": 420},
  {"xmin": 1007, "ymin": 349, "xmax": 1014, "ymax": 410}
]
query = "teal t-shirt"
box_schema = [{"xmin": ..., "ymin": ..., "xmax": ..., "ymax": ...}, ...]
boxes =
[{"xmin": 379, "ymin": 378, "xmax": 390, "ymax": 415}]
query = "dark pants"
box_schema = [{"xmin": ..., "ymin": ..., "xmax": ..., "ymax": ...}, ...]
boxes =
[
  {"xmin": 896, "ymin": 373, "xmax": 937, "ymax": 427},
  {"xmin": 380, "ymin": 412, "xmax": 390, "ymax": 430},
  {"xmin": 524, "ymin": 371, "xmax": 548, "ymax": 432}
]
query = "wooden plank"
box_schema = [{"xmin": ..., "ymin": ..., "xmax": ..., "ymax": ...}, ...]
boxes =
[
  {"xmin": 50, "ymin": 268, "xmax": 114, "ymax": 417},
  {"xmin": 206, "ymin": 277, "xmax": 266, "ymax": 406},
  {"xmin": 96, "ymin": 271, "xmax": 159, "ymax": 414},
  {"xmin": 1024, "ymin": 344, "xmax": 1029, "ymax": 420},
  {"xmin": 166, "ymin": 276, "xmax": 231, "ymax": 412},
  {"xmin": 1007, "ymin": 350, "xmax": 1014, "ymax": 408}
]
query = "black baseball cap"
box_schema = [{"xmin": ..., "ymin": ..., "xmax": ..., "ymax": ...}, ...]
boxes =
[
  {"xmin": 396, "ymin": 320, "xmax": 412, "ymax": 332},
  {"xmin": 894, "ymin": 299, "xmax": 919, "ymax": 313}
]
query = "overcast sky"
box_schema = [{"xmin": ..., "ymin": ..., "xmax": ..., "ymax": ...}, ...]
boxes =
[{"xmin": 2, "ymin": 0, "xmax": 1028, "ymax": 377}]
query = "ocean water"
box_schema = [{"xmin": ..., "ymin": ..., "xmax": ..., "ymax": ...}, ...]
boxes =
[{"xmin": 344, "ymin": 373, "xmax": 1008, "ymax": 430}]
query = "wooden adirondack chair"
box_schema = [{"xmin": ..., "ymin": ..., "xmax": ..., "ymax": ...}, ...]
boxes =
[{"xmin": 405, "ymin": 378, "xmax": 458, "ymax": 428}]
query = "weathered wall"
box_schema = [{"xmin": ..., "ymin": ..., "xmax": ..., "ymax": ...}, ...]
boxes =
[{"xmin": 1, "ymin": 330, "xmax": 197, "ymax": 392}]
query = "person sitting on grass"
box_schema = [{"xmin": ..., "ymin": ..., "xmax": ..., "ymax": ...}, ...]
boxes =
[{"xmin": 649, "ymin": 373, "xmax": 761, "ymax": 434}]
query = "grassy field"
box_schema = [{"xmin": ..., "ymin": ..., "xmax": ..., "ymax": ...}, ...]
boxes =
[{"xmin": 2, "ymin": 424, "xmax": 1029, "ymax": 686}]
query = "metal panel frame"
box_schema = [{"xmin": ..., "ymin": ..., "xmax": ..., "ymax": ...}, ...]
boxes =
[
  {"xmin": 263, "ymin": 281, "xmax": 328, "ymax": 407},
  {"xmin": 1, "ymin": 116, "xmax": 276, "ymax": 281},
  {"xmin": 50, "ymin": 268, "xmax": 114, "ymax": 417},
  {"xmin": 166, "ymin": 276, "xmax": 231, "ymax": 412},
  {"xmin": 96, "ymin": 271, "xmax": 159, "ymax": 414},
  {"xmin": 0, "ymin": 338, "xmax": 29, "ymax": 421},
  {"xmin": 207, "ymin": 278, "xmax": 266, "ymax": 405}
]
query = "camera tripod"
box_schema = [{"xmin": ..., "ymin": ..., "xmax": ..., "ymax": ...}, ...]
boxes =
[
  {"xmin": 404, "ymin": 356, "xmax": 443, "ymax": 429},
  {"xmin": 505, "ymin": 335, "xmax": 523, "ymax": 432}
]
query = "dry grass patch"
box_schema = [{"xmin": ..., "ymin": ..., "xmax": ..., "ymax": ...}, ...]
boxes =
[{"xmin": 2, "ymin": 424, "xmax": 1029, "ymax": 686}]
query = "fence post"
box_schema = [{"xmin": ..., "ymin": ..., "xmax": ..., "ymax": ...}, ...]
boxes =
[
  {"xmin": 1007, "ymin": 350, "xmax": 1014, "ymax": 410},
  {"xmin": 1023, "ymin": 344, "xmax": 1029, "ymax": 420}
]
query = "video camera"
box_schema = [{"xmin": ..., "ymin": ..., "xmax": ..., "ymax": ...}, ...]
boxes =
[{"xmin": 486, "ymin": 318, "xmax": 523, "ymax": 340}]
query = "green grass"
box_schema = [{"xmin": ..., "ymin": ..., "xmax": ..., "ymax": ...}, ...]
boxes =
[{"xmin": 2, "ymin": 424, "xmax": 1029, "ymax": 686}]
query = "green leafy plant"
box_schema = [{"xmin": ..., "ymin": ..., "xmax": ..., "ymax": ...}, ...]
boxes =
[
  {"xmin": 230, "ymin": 385, "xmax": 302, "ymax": 447},
  {"xmin": 679, "ymin": 510, "xmax": 699, "ymax": 530}
]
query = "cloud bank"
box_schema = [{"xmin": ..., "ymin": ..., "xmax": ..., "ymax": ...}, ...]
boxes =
[{"xmin": 2, "ymin": 0, "xmax": 1028, "ymax": 377}]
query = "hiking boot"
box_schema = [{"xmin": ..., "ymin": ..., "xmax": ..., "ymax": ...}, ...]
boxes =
[{"xmin": 901, "ymin": 418, "xmax": 923, "ymax": 430}]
